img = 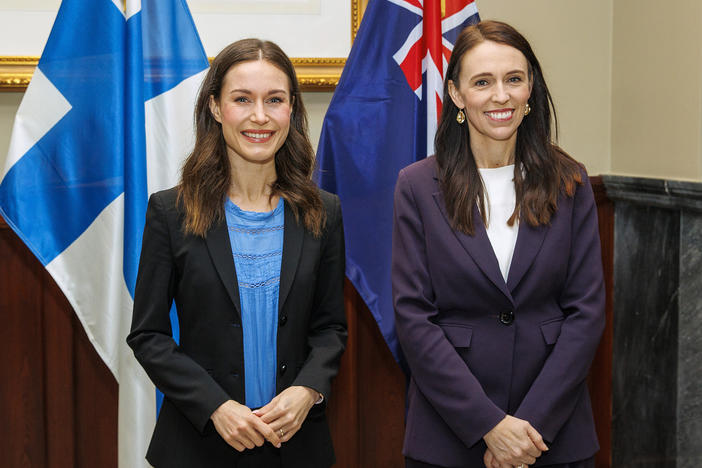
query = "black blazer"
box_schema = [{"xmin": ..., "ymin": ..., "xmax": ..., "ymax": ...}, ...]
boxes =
[{"xmin": 127, "ymin": 187, "xmax": 347, "ymax": 468}]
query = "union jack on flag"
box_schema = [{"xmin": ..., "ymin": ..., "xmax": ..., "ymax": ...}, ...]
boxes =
[
  {"xmin": 391, "ymin": 0, "xmax": 479, "ymax": 154},
  {"xmin": 317, "ymin": 0, "xmax": 479, "ymax": 363}
]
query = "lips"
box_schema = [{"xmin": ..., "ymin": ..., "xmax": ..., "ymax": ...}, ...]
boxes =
[
  {"xmin": 241, "ymin": 130, "xmax": 274, "ymax": 142},
  {"xmin": 485, "ymin": 109, "xmax": 514, "ymax": 122}
]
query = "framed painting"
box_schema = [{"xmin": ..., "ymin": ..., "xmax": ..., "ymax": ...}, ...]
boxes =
[{"xmin": 0, "ymin": 0, "xmax": 369, "ymax": 91}]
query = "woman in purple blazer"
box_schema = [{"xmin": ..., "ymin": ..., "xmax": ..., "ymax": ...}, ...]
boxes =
[{"xmin": 392, "ymin": 21, "xmax": 605, "ymax": 468}]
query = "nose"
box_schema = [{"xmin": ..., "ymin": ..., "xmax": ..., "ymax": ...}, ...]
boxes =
[
  {"xmin": 250, "ymin": 100, "xmax": 269, "ymax": 124},
  {"xmin": 492, "ymin": 83, "xmax": 509, "ymax": 104}
]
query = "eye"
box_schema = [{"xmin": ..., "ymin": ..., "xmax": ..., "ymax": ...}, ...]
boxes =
[
  {"xmin": 268, "ymin": 96, "xmax": 284, "ymax": 104},
  {"xmin": 475, "ymin": 79, "xmax": 488, "ymax": 87},
  {"xmin": 233, "ymin": 96, "xmax": 250, "ymax": 103},
  {"xmin": 508, "ymin": 76, "xmax": 522, "ymax": 83}
]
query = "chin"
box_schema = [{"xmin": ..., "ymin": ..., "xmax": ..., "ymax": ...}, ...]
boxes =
[{"xmin": 487, "ymin": 132, "xmax": 518, "ymax": 142}]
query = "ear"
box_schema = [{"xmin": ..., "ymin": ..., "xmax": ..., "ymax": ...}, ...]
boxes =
[
  {"xmin": 209, "ymin": 95, "xmax": 222, "ymax": 123},
  {"xmin": 447, "ymin": 80, "xmax": 465, "ymax": 109}
]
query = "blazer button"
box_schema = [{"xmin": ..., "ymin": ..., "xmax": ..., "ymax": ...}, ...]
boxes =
[
  {"xmin": 279, "ymin": 315, "xmax": 288, "ymax": 326},
  {"xmin": 499, "ymin": 310, "xmax": 514, "ymax": 325},
  {"xmin": 279, "ymin": 364, "xmax": 287, "ymax": 375}
]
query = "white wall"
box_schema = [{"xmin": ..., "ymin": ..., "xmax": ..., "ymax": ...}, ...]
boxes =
[{"xmin": 611, "ymin": 0, "xmax": 702, "ymax": 181}]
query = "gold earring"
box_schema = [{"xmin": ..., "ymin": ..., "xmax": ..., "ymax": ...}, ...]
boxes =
[
  {"xmin": 456, "ymin": 109, "xmax": 466, "ymax": 124},
  {"xmin": 524, "ymin": 103, "xmax": 531, "ymax": 116}
]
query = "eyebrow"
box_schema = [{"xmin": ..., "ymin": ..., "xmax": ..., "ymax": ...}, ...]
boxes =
[
  {"xmin": 468, "ymin": 69, "xmax": 527, "ymax": 81},
  {"xmin": 228, "ymin": 88, "xmax": 288, "ymax": 95}
]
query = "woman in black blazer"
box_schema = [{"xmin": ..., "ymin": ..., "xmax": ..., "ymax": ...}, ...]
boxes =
[{"xmin": 127, "ymin": 39, "xmax": 347, "ymax": 468}]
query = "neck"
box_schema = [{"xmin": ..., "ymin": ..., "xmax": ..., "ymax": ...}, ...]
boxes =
[
  {"xmin": 228, "ymin": 156, "xmax": 278, "ymax": 212},
  {"xmin": 470, "ymin": 133, "xmax": 517, "ymax": 169}
]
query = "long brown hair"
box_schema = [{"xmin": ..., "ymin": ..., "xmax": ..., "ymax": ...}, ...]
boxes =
[
  {"xmin": 435, "ymin": 20, "xmax": 582, "ymax": 235},
  {"xmin": 179, "ymin": 38, "xmax": 325, "ymax": 237}
]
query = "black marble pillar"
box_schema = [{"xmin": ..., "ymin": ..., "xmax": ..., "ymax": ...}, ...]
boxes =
[
  {"xmin": 603, "ymin": 176, "xmax": 702, "ymax": 468},
  {"xmin": 679, "ymin": 212, "xmax": 702, "ymax": 468}
]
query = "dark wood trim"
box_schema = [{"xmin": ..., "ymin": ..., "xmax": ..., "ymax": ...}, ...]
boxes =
[
  {"xmin": 589, "ymin": 176, "xmax": 614, "ymax": 468},
  {"xmin": 328, "ymin": 281, "xmax": 361, "ymax": 467}
]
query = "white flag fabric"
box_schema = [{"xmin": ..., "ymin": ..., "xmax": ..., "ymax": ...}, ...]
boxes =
[{"xmin": 0, "ymin": 1, "xmax": 209, "ymax": 466}]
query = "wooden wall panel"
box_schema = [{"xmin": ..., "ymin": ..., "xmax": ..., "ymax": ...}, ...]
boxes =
[
  {"xmin": 356, "ymin": 289, "xmax": 405, "ymax": 467},
  {"xmin": 590, "ymin": 176, "xmax": 614, "ymax": 468},
  {"xmin": 0, "ymin": 217, "xmax": 117, "ymax": 468},
  {"xmin": 42, "ymin": 282, "xmax": 76, "ymax": 467},
  {"xmin": 1, "ymin": 218, "xmax": 48, "ymax": 468},
  {"xmin": 328, "ymin": 282, "xmax": 360, "ymax": 467},
  {"xmin": 1, "ymin": 176, "xmax": 614, "ymax": 468}
]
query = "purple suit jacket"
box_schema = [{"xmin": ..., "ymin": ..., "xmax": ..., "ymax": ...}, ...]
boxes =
[{"xmin": 392, "ymin": 157, "xmax": 605, "ymax": 466}]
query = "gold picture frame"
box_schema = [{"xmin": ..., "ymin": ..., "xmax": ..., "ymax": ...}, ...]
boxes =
[{"xmin": 0, "ymin": 0, "xmax": 368, "ymax": 92}]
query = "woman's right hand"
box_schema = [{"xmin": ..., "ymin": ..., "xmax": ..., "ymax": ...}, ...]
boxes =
[
  {"xmin": 483, "ymin": 415, "xmax": 548, "ymax": 466},
  {"xmin": 210, "ymin": 400, "xmax": 281, "ymax": 451}
]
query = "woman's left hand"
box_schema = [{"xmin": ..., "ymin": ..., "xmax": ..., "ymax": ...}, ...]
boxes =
[
  {"xmin": 253, "ymin": 386, "xmax": 319, "ymax": 443},
  {"xmin": 483, "ymin": 448, "xmax": 515, "ymax": 468}
]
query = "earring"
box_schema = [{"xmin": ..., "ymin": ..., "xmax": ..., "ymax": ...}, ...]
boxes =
[
  {"xmin": 456, "ymin": 109, "xmax": 466, "ymax": 124},
  {"xmin": 524, "ymin": 103, "xmax": 531, "ymax": 116}
]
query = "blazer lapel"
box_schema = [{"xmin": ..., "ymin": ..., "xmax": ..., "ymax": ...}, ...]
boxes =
[
  {"xmin": 506, "ymin": 219, "xmax": 548, "ymax": 292},
  {"xmin": 205, "ymin": 219, "xmax": 241, "ymax": 317},
  {"xmin": 279, "ymin": 202, "xmax": 304, "ymax": 313},
  {"xmin": 432, "ymin": 191, "xmax": 514, "ymax": 304}
]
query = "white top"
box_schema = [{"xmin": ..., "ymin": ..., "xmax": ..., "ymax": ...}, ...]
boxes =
[{"xmin": 478, "ymin": 164, "xmax": 519, "ymax": 281}]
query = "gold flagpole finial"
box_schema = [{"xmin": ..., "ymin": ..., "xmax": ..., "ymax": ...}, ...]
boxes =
[{"xmin": 441, "ymin": 0, "xmax": 446, "ymax": 17}]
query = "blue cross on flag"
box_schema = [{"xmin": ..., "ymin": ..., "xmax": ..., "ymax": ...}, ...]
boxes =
[{"xmin": 0, "ymin": 1, "xmax": 209, "ymax": 465}]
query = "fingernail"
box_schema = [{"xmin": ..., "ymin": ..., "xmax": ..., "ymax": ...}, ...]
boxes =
[{"xmin": 276, "ymin": 443, "xmax": 281, "ymax": 448}]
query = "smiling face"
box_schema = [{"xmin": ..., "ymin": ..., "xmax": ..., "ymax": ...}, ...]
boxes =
[
  {"xmin": 209, "ymin": 59, "xmax": 292, "ymax": 168},
  {"xmin": 448, "ymin": 40, "xmax": 532, "ymax": 149}
]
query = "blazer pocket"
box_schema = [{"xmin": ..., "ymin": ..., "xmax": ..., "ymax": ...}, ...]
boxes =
[
  {"xmin": 439, "ymin": 323, "xmax": 473, "ymax": 348},
  {"xmin": 540, "ymin": 317, "xmax": 564, "ymax": 345}
]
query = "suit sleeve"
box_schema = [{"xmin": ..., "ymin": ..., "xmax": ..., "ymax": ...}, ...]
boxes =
[
  {"xmin": 126, "ymin": 192, "xmax": 230, "ymax": 433},
  {"xmin": 392, "ymin": 169, "xmax": 506, "ymax": 447},
  {"xmin": 291, "ymin": 194, "xmax": 348, "ymax": 400},
  {"xmin": 514, "ymin": 173, "xmax": 606, "ymax": 442}
]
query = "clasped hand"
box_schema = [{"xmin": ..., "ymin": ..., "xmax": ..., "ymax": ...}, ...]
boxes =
[
  {"xmin": 483, "ymin": 415, "xmax": 549, "ymax": 468},
  {"xmin": 210, "ymin": 386, "xmax": 318, "ymax": 452}
]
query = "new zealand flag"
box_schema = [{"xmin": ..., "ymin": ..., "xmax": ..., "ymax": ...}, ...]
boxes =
[{"xmin": 316, "ymin": 0, "xmax": 480, "ymax": 362}]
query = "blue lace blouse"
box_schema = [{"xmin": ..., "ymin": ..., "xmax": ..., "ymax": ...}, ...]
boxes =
[{"xmin": 224, "ymin": 197, "xmax": 284, "ymax": 408}]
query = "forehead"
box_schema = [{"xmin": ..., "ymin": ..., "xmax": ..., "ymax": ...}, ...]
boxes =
[
  {"xmin": 459, "ymin": 41, "xmax": 528, "ymax": 77},
  {"xmin": 221, "ymin": 59, "xmax": 290, "ymax": 93}
]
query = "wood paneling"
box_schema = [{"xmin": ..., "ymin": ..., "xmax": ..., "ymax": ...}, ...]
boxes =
[
  {"xmin": 0, "ymin": 217, "xmax": 117, "ymax": 468},
  {"xmin": 1, "ymin": 177, "xmax": 614, "ymax": 467},
  {"xmin": 1, "ymin": 216, "xmax": 47, "ymax": 467},
  {"xmin": 328, "ymin": 281, "xmax": 406, "ymax": 468},
  {"xmin": 589, "ymin": 176, "xmax": 614, "ymax": 468},
  {"xmin": 328, "ymin": 282, "xmax": 360, "ymax": 467}
]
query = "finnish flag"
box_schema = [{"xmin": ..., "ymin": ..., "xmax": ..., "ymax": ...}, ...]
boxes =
[{"xmin": 0, "ymin": 1, "xmax": 209, "ymax": 466}]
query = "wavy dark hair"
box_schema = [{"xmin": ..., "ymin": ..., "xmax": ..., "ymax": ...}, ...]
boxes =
[
  {"xmin": 436, "ymin": 20, "xmax": 582, "ymax": 235},
  {"xmin": 178, "ymin": 38, "xmax": 324, "ymax": 237}
]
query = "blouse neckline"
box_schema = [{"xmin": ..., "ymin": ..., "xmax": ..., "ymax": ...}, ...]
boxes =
[{"xmin": 225, "ymin": 196, "xmax": 284, "ymax": 221}]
